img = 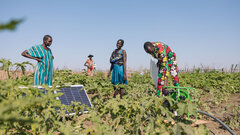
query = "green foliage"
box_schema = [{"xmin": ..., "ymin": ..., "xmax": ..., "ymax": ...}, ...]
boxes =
[
  {"xmin": 180, "ymin": 69, "xmax": 240, "ymax": 107},
  {"xmin": 14, "ymin": 61, "xmax": 34, "ymax": 75},
  {"xmin": 0, "ymin": 58, "xmax": 34, "ymax": 79},
  {"xmin": 2, "ymin": 65, "xmax": 239, "ymax": 134},
  {"xmin": 0, "ymin": 19, "xmax": 23, "ymax": 31},
  {"xmin": 0, "ymin": 79, "xmax": 85, "ymax": 134},
  {"xmin": 52, "ymin": 71, "xmax": 207, "ymax": 134}
]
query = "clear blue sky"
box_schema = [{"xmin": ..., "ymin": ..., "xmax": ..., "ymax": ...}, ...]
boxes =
[{"xmin": 0, "ymin": 0, "xmax": 240, "ymax": 71}]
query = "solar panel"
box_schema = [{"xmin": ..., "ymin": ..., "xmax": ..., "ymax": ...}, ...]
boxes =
[
  {"xmin": 19, "ymin": 85, "xmax": 92, "ymax": 115},
  {"xmin": 56, "ymin": 85, "xmax": 92, "ymax": 108}
]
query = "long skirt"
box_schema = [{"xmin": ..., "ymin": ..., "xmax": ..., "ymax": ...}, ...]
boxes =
[{"xmin": 112, "ymin": 64, "xmax": 127, "ymax": 85}]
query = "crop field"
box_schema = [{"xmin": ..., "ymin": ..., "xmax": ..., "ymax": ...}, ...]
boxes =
[{"xmin": 0, "ymin": 60, "xmax": 240, "ymax": 135}]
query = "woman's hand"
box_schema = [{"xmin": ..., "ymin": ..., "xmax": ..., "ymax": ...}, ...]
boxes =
[
  {"xmin": 107, "ymin": 72, "xmax": 111, "ymax": 79},
  {"xmin": 35, "ymin": 58, "xmax": 42, "ymax": 62}
]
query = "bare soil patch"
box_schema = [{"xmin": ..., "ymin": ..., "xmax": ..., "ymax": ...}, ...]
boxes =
[{"xmin": 200, "ymin": 93, "xmax": 240, "ymax": 135}]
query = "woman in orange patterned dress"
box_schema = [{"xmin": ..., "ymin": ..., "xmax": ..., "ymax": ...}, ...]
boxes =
[{"xmin": 84, "ymin": 54, "xmax": 94, "ymax": 76}]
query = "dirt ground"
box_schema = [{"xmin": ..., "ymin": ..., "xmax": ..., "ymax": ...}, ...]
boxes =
[
  {"xmin": 199, "ymin": 93, "xmax": 240, "ymax": 135},
  {"xmin": 0, "ymin": 70, "xmax": 33, "ymax": 80}
]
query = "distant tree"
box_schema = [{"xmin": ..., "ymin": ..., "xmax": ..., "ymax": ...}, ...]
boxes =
[{"xmin": 0, "ymin": 19, "xmax": 23, "ymax": 31}]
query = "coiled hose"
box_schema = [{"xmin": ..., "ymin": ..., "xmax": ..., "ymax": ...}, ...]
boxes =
[{"xmin": 197, "ymin": 110, "xmax": 236, "ymax": 135}]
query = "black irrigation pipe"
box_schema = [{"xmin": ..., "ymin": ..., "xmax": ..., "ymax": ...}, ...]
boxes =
[{"xmin": 197, "ymin": 110, "xmax": 236, "ymax": 135}]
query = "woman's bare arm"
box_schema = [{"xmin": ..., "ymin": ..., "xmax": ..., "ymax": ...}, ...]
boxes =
[
  {"xmin": 21, "ymin": 50, "xmax": 41, "ymax": 62},
  {"xmin": 122, "ymin": 50, "xmax": 127, "ymax": 80},
  {"xmin": 108, "ymin": 52, "xmax": 114, "ymax": 78}
]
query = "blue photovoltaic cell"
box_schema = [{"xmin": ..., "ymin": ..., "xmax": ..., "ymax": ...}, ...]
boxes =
[
  {"xmin": 39, "ymin": 88, "xmax": 48, "ymax": 94},
  {"xmin": 38, "ymin": 86, "xmax": 92, "ymax": 113},
  {"xmin": 57, "ymin": 86, "xmax": 92, "ymax": 109},
  {"xmin": 79, "ymin": 89, "xmax": 92, "ymax": 107},
  {"xmin": 20, "ymin": 85, "xmax": 92, "ymax": 115}
]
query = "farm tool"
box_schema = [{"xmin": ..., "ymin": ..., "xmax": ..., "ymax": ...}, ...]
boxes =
[{"xmin": 161, "ymin": 86, "xmax": 197, "ymax": 120}]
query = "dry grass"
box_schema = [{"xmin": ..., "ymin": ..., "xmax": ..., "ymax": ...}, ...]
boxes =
[
  {"xmin": 0, "ymin": 70, "xmax": 33, "ymax": 80},
  {"xmin": 0, "ymin": 70, "xmax": 133, "ymax": 80}
]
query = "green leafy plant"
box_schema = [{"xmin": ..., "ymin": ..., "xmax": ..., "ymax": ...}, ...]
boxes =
[
  {"xmin": 0, "ymin": 58, "xmax": 13, "ymax": 79},
  {"xmin": 3, "ymin": 61, "xmax": 240, "ymax": 134},
  {"xmin": 14, "ymin": 61, "xmax": 34, "ymax": 76}
]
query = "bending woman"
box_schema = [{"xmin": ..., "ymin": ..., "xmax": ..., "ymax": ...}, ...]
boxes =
[
  {"xmin": 144, "ymin": 41, "xmax": 180, "ymax": 96},
  {"xmin": 108, "ymin": 39, "xmax": 127, "ymax": 99}
]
